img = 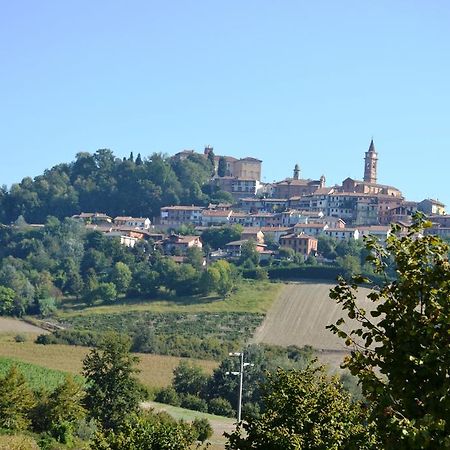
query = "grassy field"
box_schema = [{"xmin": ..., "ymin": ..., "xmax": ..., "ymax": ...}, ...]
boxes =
[
  {"xmin": 0, "ymin": 356, "xmax": 81, "ymax": 391},
  {"xmin": 0, "ymin": 337, "xmax": 218, "ymax": 389},
  {"xmin": 56, "ymin": 280, "xmax": 281, "ymax": 317}
]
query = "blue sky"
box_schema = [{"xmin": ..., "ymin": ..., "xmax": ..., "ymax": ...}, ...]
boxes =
[{"xmin": 1, "ymin": 1, "xmax": 449, "ymax": 207}]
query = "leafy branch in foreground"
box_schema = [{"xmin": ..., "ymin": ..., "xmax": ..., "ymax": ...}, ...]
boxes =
[{"xmin": 328, "ymin": 213, "xmax": 450, "ymax": 448}]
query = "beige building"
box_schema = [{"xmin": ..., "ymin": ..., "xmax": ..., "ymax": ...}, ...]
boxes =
[
  {"xmin": 160, "ymin": 205, "xmax": 204, "ymax": 226},
  {"xmin": 114, "ymin": 216, "xmax": 151, "ymax": 229},
  {"xmin": 206, "ymin": 146, "xmax": 262, "ymax": 181},
  {"xmin": 279, "ymin": 233, "xmax": 318, "ymax": 257},
  {"xmin": 418, "ymin": 199, "xmax": 446, "ymax": 215}
]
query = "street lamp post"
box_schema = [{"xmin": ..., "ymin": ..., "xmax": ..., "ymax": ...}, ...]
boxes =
[{"xmin": 227, "ymin": 351, "xmax": 252, "ymax": 422}]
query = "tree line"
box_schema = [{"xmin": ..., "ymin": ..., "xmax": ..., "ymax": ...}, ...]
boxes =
[
  {"xmin": 0, "ymin": 148, "xmax": 231, "ymax": 224},
  {"xmin": 0, "ymin": 219, "xmax": 239, "ymax": 317}
]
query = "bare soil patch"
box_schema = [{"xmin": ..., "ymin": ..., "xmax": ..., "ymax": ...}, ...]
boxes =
[
  {"xmin": 0, "ymin": 317, "xmax": 47, "ymax": 333},
  {"xmin": 251, "ymin": 282, "xmax": 374, "ymax": 361}
]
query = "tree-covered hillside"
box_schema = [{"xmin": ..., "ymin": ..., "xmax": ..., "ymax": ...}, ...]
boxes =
[{"xmin": 0, "ymin": 149, "xmax": 230, "ymax": 224}]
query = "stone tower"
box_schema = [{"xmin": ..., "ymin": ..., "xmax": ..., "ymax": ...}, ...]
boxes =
[
  {"xmin": 293, "ymin": 164, "xmax": 300, "ymax": 180},
  {"xmin": 363, "ymin": 139, "xmax": 378, "ymax": 184}
]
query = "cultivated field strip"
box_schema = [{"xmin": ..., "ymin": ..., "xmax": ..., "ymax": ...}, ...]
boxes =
[{"xmin": 252, "ymin": 282, "xmax": 373, "ymax": 351}]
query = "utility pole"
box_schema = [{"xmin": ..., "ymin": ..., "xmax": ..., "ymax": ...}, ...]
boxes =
[{"xmin": 227, "ymin": 351, "xmax": 253, "ymax": 422}]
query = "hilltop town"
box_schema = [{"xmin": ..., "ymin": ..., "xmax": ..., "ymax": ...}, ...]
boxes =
[{"xmin": 74, "ymin": 140, "xmax": 448, "ymax": 262}]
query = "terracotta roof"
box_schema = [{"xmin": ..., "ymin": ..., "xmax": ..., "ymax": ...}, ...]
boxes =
[
  {"xmin": 202, "ymin": 210, "xmax": 232, "ymax": 217},
  {"xmin": 114, "ymin": 216, "xmax": 149, "ymax": 221},
  {"xmin": 240, "ymin": 197, "xmax": 287, "ymax": 202},
  {"xmin": 74, "ymin": 212, "xmax": 112, "ymax": 219},
  {"xmin": 312, "ymin": 187, "xmax": 334, "ymax": 195},
  {"xmin": 161, "ymin": 205, "xmax": 204, "ymax": 211},
  {"xmin": 215, "ymin": 155, "xmax": 238, "ymax": 162},
  {"xmin": 359, "ymin": 226, "xmax": 390, "ymax": 232},
  {"xmin": 260, "ymin": 226, "xmax": 293, "ymax": 232},
  {"xmin": 240, "ymin": 227, "xmax": 263, "ymax": 233},
  {"xmin": 280, "ymin": 233, "xmax": 317, "ymax": 240},
  {"xmin": 240, "ymin": 157, "xmax": 262, "ymax": 163},
  {"xmin": 275, "ymin": 178, "xmax": 313, "ymax": 186},
  {"xmin": 342, "ymin": 178, "xmax": 401, "ymax": 192},
  {"xmin": 226, "ymin": 239, "xmax": 266, "ymax": 247},
  {"xmin": 226, "ymin": 239, "xmax": 250, "ymax": 246},
  {"xmin": 294, "ymin": 223, "xmax": 327, "ymax": 229},
  {"xmin": 169, "ymin": 235, "xmax": 201, "ymax": 244},
  {"xmin": 422, "ymin": 198, "xmax": 446, "ymax": 206}
]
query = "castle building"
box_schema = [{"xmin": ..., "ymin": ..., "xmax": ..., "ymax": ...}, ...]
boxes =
[{"xmin": 272, "ymin": 165, "xmax": 326, "ymax": 199}]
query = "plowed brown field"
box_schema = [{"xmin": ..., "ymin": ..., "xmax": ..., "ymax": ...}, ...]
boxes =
[{"xmin": 251, "ymin": 282, "xmax": 374, "ymax": 366}]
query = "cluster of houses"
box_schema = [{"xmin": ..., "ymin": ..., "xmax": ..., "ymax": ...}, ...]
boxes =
[
  {"xmin": 70, "ymin": 141, "xmax": 448, "ymax": 263},
  {"xmin": 172, "ymin": 141, "xmax": 448, "ymax": 234}
]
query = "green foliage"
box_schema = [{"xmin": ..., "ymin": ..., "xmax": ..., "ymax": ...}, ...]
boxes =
[
  {"xmin": 328, "ymin": 213, "xmax": 450, "ymax": 448},
  {"xmin": 45, "ymin": 374, "xmax": 86, "ymax": 429},
  {"xmin": 110, "ymin": 261, "xmax": 132, "ymax": 294},
  {"xmin": 0, "ymin": 149, "xmax": 222, "ymax": 224},
  {"xmin": 0, "ymin": 285, "xmax": 15, "ymax": 314},
  {"xmin": 90, "ymin": 411, "xmax": 197, "ymax": 450},
  {"xmin": 0, "ymin": 365, "xmax": 36, "ymax": 431},
  {"xmin": 61, "ymin": 311, "xmax": 264, "ymax": 359},
  {"xmin": 155, "ymin": 387, "xmax": 181, "ymax": 407},
  {"xmin": 173, "ymin": 361, "xmax": 209, "ymax": 397},
  {"xmin": 36, "ymin": 329, "xmax": 104, "ymax": 347},
  {"xmin": 225, "ymin": 365, "xmax": 377, "ymax": 450},
  {"xmin": 94, "ymin": 282, "xmax": 118, "ymax": 304},
  {"xmin": 36, "ymin": 296, "xmax": 57, "ymax": 317},
  {"xmin": 180, "ymin": 394, "xmax": 208, "ymax": 413},
  {"xmin": 201, "ymin": 225, "xmax": 242, "ymax": 250},
  {"xmin": 83, "ymin": 333, "xmax": 143, "ymax": 430},
  {"xmin": 0, "ymin": 357, "xmax": 79, "ymax": 392},
  {"xmin": 335, "ymin": 254, "xmax": 361, "ymax": 277},
  {"xmin": 239, "ymin": 240, "xmax": 260, "ymax": 266},
  {"xmin": 185, "ymin": 246, "xmax": 204, "ymax": 271},
  {"xmin": 131, "ymin": 327, "xmax": 159, "ymax": 354},
  {"xmin": 212, "ymin": 260, "xmax": 240, "ymax": 297},
  {"xmin": 217, "ymin": 156, "xmax": 227, "ymax": 177},
  {"xmin": 14, "ymin": 334, "xmax": 27, "ymax": 343},
  {"xmin": 192, "ymin": 417, "xmax": 213, "ymax": 442},
  {"xmin": 208, "ymin": 397, "xmax": 235, "ymax": 417},
  {"xmin": 208, "ymin": 344, "xmax": 315, "ymax": 419}
]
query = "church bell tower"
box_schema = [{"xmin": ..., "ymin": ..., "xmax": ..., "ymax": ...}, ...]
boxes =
[{"xmin": 363, "ymin": 139, "xmax": 378, "ymax": 184}]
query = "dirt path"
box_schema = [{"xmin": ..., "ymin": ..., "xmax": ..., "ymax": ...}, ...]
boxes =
[{"xmin": 251, "ymin": 282, "xmax": 373, "ymax": 354}]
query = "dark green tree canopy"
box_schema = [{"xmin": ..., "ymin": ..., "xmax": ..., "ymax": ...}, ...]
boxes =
[
  {"xmin": 83, "ymin": 333, "xmax": 143, "ymax": 431},
  {"xmin": 0, "ymin": 149, "xmax": 229, "ymax": 224}
]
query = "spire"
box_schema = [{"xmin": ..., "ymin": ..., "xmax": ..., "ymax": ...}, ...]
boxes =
[{"xmin": 364, "ymin": 139, "xmax": 378, "ymax": 184}]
